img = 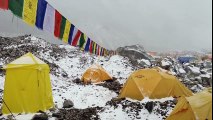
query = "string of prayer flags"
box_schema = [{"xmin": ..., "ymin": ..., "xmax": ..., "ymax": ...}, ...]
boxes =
[{"xmin": 1, "ymin": 0, "xmax": 115, "ymax": 56}]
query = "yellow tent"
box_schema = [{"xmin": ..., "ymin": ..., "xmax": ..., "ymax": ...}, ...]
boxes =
[
  {"xmin": 119, "ymin": 68, "xmax": 193, "ymax": 100},
  {"xmin": 167, "ymin": 88, "xmax": 212, "ymax": 120},
  {"xmin": 2, "ymin": 53, "xmax": 54, "ymax": 114},
  {"xmin": 81, "ymin": 64, "xmax": 112, "ymax": 83}
]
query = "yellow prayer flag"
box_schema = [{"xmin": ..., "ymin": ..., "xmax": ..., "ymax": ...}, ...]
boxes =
[
  {"xmin": 81, "ymin": 34, "xmax": 88, "ymax": 50},
  {"xmin": 23, "ymin": 0, "xmax": 38, "ymax": 25},
  {"xmin": 63, "ymin": 20, "xmax": 71, "ymax": 43}
]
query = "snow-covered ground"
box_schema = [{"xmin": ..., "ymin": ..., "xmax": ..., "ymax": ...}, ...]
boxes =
[
  {"xmin": 1, "ymin": 36, "xmax": 138, "ymax": 120},
  {"xmin": 0, "ymin": 36, "xmax": 211, "ymax": 120}
]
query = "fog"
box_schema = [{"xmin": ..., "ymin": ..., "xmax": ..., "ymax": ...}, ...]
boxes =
[{"xmin": 0, "ymin": 0, "xmax": 212, "ymax": 52}]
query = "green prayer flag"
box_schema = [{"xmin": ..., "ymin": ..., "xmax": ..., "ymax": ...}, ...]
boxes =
[
  {"xmin": 79, "ymin": 33, "xmax": 86, "ymax": 49},
  {"xmin": 9, "ymin": 0, "xmax": 24, "ymax": 18},
  {"xmin": 59, "ymin": 16, "xmax": 66, "ymax": 39}
]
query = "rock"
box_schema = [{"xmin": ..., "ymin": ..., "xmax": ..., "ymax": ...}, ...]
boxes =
[
  {"xmin": 62, "ymin": 71, "xmax": 68, "ymax": 78},
  {"xmin": 52, "ymin": 113, "xmax": 62, "ymax": 118},
  {"xmin": 32, "ymin": 113, "xmax": 48, "ymax": 120},
  {"xmin": 145, "ymin": 102, "xmax": 154, "ymax": 114},
  {"xmin": 73, "ymin": 78, "xmax": 82, "ymax": 84},
  {"xmin": 63, "ymin": 99, "xmax": 74, "ymax": 108},
  {"xmin": 200, "ymin": 74, "xmax": 212, "ymax": 86},
  {"xmin": 49, "ymin": 107, "xmax": 57, "ymax": 112},
  {"xmin": 198, "ymin": 79, "xmax": 203, "ymax": 84},
  {"xmin": 117, "ymin": 45, "xmax": 154, "ymax": 67},
  {"xmin": 97, "ymin": 80, "xmax": 122, "ymax": 94},
  {"xmin": 0, "ymin": 109, "xmax": 2, "ymax": 116},
  {"xmin": 54, "ymin": 107, "xmax": 102, "ymax": 120}
]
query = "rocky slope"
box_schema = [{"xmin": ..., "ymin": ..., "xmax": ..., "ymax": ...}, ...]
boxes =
[
  {"xmin": 117, "ymin": 44, "xmax": 155, "ymax": 67},
  {"xmin": 0, "ymin": 35, "xmax": 211, "ymax": 120}
]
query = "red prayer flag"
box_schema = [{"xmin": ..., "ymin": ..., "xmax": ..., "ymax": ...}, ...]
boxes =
[
  {"xmin": 72, "ymin": 30, "xmax": 81, "ymax": 46},
  {"xmin": 89, "ymin": 41, "xmax": 93, "ymax": 53},
  {"xmin": 54, "ymin": 10, "xmax": 62, "ymax": 38},
  {"xmin": 0, "ymin": 0, "xmax": 8, "ymax": 10},
  {"xmin": 97, "ymin": 46, "xmax": 100, "ymax": 56}
]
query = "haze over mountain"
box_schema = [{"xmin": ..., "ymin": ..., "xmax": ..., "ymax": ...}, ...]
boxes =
[{"xmin": 0, "ymin": 0, "xmax": 212, "ymax": 52}]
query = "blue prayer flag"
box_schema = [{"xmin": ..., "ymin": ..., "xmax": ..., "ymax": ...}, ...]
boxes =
[{"xmin": 35, "ymin": 0, "xmax": 47, "ymax": 29}]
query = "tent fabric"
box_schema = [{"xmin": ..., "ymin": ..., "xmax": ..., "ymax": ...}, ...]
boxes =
[
  {"xmin": 0, "ymin": 0, "xmax": 8, "ymax": 10},
  {"xmin": 2, "ymin": 53, "xmax": 54, "ymax": 114},
  {"xmin": 23, "ymin": 0, "xmax": 38, "ymax": 25},
  {"xmin": 119, "ymin": 68, "xmax": 193, "ymax": 100},
  {"xmin": 35, "ymin": 0, "xmax": 47, "ymax": 29},
  {"xmin": 166, "ymin": 97, "xmax": 196, "ymax": 120},
  {"xmin": 178, "ymin": 56, "xmax": 196, "ymax": 64},
  {"xmin": 81, "ymin": 64, "xmax": 112, "ymax": 83},
  {"xmin": 167, "ymin": 88, "xmax": 212, "ymax": 120}
]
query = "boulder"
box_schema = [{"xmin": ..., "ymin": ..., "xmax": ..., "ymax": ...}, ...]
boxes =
[
  {"xmin": 32, "ymin": 113, "xmax": 48, "ymax": 120},
  {"xmin": 145, "ymin": 102, "xmax": 154, "ymax": 114},
  {"xmin": 63, "ymin": 99, "xmax": 74, "ymax": 108},
  {"xmin": 117, "ymin": 45, "xmax": 154, "ymax": 67}
]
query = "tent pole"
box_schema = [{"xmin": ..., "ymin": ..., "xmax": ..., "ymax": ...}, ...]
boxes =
[{"xmin": 1, "ymin": 98, "xmax": 16, "ymax": 119}]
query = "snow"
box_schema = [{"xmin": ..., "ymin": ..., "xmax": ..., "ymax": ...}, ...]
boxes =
[
  {"xmin": 179, "ymin": 68, "xmax": 186, "ymax": 74},
  {"xmin": 161, "ymin": 60, "xmax": 170, "ymax": 66},
  {"xmin": 99, "ymin": 105, "xmax": 131, "ymax": 120},
  {"xmin": 102, "ymin": 55, "xmax": 133, "ymax": 84},
  {"xmin": 141, "ymin": 97, "xmax": 174, "ymax": 103},
  {"xmin": 0, "ymin": 76, "xmax": 5, "ymax": 90},
  {"xmin": 51, "ymin": 75, "xmax": 117, "ymax": 109},
  {"xmin": 138, "ymin": 59, "xmax": 151, "ymax": 66},
  {"xmin": 99, "ymin": 97, "xmax": 174, "ymax": 120},
  {"xmin": 188, "ymin": 66, "xmax": 201, "ymax": 74},
  {"xmin": 99, "ymin": 105, "xmax": 164, "ymax": 120},
  {"xmin": 200, "ymin": 74, "xmax": 211, "ymax": 78}
]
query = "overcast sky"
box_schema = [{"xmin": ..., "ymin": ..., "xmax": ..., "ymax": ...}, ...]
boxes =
[{"xmin": 0, "ymin": 0, "xmax": 212, "ymax": 52}]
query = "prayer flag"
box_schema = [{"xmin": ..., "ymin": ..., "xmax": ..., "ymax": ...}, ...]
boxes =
[
  {"xmin": 59, "ymin": 16, "xmax": 66, "ymax": 39},
  {"xmin": 43, "ymin": 3, "xmax": 55, "ymax": 33},
  {"xmin": 54, "ymin": 10, "xmax": 62, "ymax": 38},
  {"xmin": 23, "ymin": 0, "xmax": 38, "ymax": 25},
  {"xmin": 35, "ymin": 0, "xmax": 47, "ymax": 29},
  {"xmin": 62, "ymin": 20, "xmax": 71, "ymax": 43},
  {"xmin": 0, "ymin": 0, "xmax": 8, "ymax": 10},
  {"xmin": 68, "ymin": 24, "xmax": 75, "ymax": 45},
  {"xmin": 72, "ymin": 30, "xmax": 81, "ymax": 46},
  {"xmin": 89, "ymin": 40, "xmax": 93, "ymax": 53},
  {"xmin": 9, "ymin": 0, "xmax": 24, "ymax": 18},
  {"xmin": 85, "ymin": 38, "xmax": 91, "ymax": 52},
  {"xmin": 79, "ymin": 33, "xmax": 86, "ymax": 49}
]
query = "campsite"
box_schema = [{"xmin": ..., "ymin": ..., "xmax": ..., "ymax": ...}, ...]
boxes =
[
  {"xmin": 0, "ymin": 36, "xmax": 211, "ymax": 120},
  {"xmin": 0, "ymin": 0, "xmax": 212, "ymax": 120}
]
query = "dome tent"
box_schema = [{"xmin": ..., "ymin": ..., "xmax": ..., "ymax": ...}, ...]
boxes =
[
  {"xmin": 167, "ymin": 88, "xmax": 212, "ymax": 120},
  {"xmin": 119, "ymin": 68, "xmax": 193, "ymax": 100},
  {"xmin": 81, "ymin": 64, "xmax": 112, "ymax": 83},
  {"xmin": 2, "ymin": 53, "xmax": 54, "ymax": 114}
]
